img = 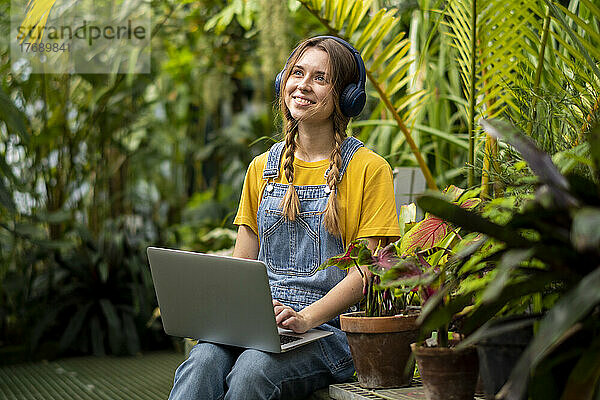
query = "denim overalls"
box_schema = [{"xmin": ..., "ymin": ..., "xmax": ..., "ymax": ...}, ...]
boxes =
[
  {"xmin": 258, "ymin": 136, "xmax": 364, "ymax": 327},
  {"xmin": 169, "ymin": 137, "xmax": 364, "ymax": 400}
]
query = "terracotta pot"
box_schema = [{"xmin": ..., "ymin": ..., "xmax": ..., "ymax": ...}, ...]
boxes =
[
  {"xmin": 340, "ymin": 312, "xmax": 419, "ymax": 389},
  {"xmin": 411, "ymin": 342, "xmax": 479, "ymax": 400}
]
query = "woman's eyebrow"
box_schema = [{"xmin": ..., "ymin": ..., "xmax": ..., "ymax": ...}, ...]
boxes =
[{"xmin": 292, "ymin": 65, "xmax": 328, "ymax": 76}]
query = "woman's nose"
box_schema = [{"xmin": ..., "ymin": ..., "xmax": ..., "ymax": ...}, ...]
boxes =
[{"xmin": 297, "ymin": 76, "xmax": 311, "ymax": 91}]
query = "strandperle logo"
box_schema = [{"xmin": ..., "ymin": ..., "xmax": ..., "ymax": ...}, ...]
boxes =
[{"xmin": 11, "ymin": 0, "xmax": 151, "ymax": 74}]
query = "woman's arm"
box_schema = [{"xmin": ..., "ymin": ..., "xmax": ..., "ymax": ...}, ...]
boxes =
[
  {"xmin": 232, "ymin": 225, "xmax": 259, "ymax": 259},
  {"xmin": 274, "ymin": 236, "xmax": 389, "ymax": 333}
]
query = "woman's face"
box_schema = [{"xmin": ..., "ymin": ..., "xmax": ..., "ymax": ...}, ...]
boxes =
[{"xmin": 284, "ymin": 47, "xmax": 335, "ymax": 123}]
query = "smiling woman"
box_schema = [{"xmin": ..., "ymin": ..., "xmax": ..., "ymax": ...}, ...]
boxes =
[{"xmin": 168, "ymin": 36, "xmax": 400, "ymax": 400}]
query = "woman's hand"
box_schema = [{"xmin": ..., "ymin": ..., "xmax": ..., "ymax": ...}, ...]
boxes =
[{"xmin": 273, "ymin": 300, "xmax": 311, "ymax": 334}]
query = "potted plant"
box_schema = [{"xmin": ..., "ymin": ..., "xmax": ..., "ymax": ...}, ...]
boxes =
[
  {"xmin": 376, "ymin": 187, "xmax": 484, "ymax": 400},
  {"xmin": 320, "ymin": 186, "xmax": 481, "ymax": 390},
  {"xmin": 319, "ymin": 238, "xmax": 420, "ymax": 388},
  {"xmin": 414, "ymin": 119, "xmax": 600, "ymax": 400}
]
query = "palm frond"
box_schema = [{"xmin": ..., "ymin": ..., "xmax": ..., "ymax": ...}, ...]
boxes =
[
  {"xmin": 17, "ymin": 0, "xmax": 58, "ymax": 43},
  {"xmin": 444, "ymin": 0, "xmax": 549, "ymax": 193},
  {"xmin": 508, "ymin": 0, "xmax": 600, "ymax": 146}
]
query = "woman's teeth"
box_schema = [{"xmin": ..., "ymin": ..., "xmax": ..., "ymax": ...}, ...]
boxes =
[{"xmin": 295, "ymin": 97, "xmax": 314, "ymax": 105}]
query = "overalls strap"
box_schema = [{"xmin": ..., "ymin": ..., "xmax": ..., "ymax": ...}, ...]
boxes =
[
  {"xmin": 324, "ymin": 136, "xmax": 364, "ymax": 181},
  {"xmin": 262, "ymin": 136, "xmax": 364, "ymax": 181},
  {"xmin": 262, "ymin": 141, "xmax": 286, "ymax": 180}
]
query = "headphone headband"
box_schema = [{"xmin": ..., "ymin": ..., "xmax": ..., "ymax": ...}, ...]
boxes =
[{"xmin": 275, "ymin": 35, "xmax": 367, "ymax": 118}]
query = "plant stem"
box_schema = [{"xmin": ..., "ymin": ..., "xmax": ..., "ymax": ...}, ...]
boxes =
[
  {"xmin": 467, "ymin": 0, "xmax": 478, "ymax": 188},
  {"xmin": 527, "ymin": 5, "xmax": 551, "ymax": 137},
  {"xmin": 368, "ymin": 70, "xmax": 438, "ymax": 190},
  {"xmin": 438, "ymin": 325, "xmax": 448, "ymax": 348}
]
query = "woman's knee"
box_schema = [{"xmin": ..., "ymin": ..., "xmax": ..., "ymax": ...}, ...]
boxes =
[
  {"xmin": 175, "ymin": 342, "xmax": 237, "ymax": 384},
  {"xmin": 227, "ymin": 349, "xmax": 273, "ymax": 382},
  {"xmin": 187, "ymin": 342, "xmax": 232, "ymax": 367},
  {"xmin": 225, "ymin": 349, "xmax": 331, "ymax": 399},
  {"xmin": 225, "ymin": 350, "xmax": 280, "ymax": 398},
  {"xmin": 170, "ymin": 343, "xmax": 237, "ymax": 400}
]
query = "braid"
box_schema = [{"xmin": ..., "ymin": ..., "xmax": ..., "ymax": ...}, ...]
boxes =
[
  {"xmin": 281, "ymin": 120, "xmax": 300, "ymax": 220},
  {"xmin": 323, "ymin": 120, "xmax": 346, "ymax": 236}
]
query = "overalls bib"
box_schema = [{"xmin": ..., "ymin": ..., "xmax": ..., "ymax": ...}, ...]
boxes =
[{"xmin": 257, "ymin": 136, "xmax": 364, "ymax": 327}]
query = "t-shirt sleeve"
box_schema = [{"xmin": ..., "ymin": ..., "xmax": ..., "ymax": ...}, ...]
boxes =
[
  {"xmin": 355, "ymin": 162, "xmax": 401, "ymax": 239},
  {"xmin": 233, "ymin": 157, "xmax": 262, "ymax": 235}
]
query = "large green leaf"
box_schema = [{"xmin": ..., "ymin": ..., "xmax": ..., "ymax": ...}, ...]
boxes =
[
  {"xmin": 400, "ymin": 215, "xmax": 449, "ymax": 255},
  {"xmin": 481, "ymin": 119, "xmax": 578, "ymax": 208},
  {"xmin": 460, "ymin": 271, "xmax": 560, "ymax": 334},
  {"xmin": 59, "ymin": 303, "xmax": 92, "ymax": 352},
  {"xmin": 457, "ymin": 315, "xmax": 538, "ymax": 350},
  {"xmin": 99, "ymin": 299, "xmax": 123, "ymax": 354},
  {"xmin": 561, "ymin": 333, "xmax": 600, "ymax": 400},
  {"xmin": 481, "ymin": 249, "xmax": 535, "ymax": 303},
  {"xmin": 498, "ymin": 267, "xmax": 600, "ymax": 400}
]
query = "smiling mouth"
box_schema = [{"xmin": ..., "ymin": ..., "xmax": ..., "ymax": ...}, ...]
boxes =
[{"xmin": 293, "ymin": 96, "xmax": 316, "ymax": 105}]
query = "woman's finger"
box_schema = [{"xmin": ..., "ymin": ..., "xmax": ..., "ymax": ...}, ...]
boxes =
[
  {"xmin": 276, "ymin": 308, "xmax": 296, "ymax": 324},
  {"xmin": 281, "ymin": 316, "xmax": 296, "ymax": 328}
]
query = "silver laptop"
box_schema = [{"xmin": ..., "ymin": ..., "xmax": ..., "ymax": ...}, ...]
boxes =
[{"xmin": 146, "ymin": 247, "xmax": 333, "ymax": 353}]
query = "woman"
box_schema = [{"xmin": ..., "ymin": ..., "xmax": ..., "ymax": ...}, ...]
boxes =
[{"xmin": 169, "ymin": 36, "xmax": 401, "ymax": 400}]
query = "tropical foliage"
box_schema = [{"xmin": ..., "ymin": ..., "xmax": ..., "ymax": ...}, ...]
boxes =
[
  {"xmin": 1, "ymin": 1, "xmax": 599, "ymax": 384},
  {"xmin": 414, "ymin": 119, "xmax": 600, "ymax": 400}
]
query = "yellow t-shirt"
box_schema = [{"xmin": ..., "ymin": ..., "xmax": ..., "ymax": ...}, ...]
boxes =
[{"xmin": 234, "ymin": 145, "xmax": 401, "ymax": 248}]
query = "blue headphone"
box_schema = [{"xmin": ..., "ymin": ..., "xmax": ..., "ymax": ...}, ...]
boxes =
[{"xmin": 274, "ymin": 36, "xmax": 367, "ymax": 118}]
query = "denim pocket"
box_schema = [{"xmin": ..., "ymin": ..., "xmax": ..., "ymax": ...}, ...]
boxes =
[{"xmin": 262, "ymin": 208, "xmax": 320, "ymax": 276}]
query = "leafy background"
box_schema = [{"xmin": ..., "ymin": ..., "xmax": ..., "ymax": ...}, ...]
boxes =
[{"xmin": 1, "ymin": 0, "xmax": 598, "ymax": 368}]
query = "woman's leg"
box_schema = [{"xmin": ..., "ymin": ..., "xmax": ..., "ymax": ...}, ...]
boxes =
[
  {"xmin": 169, "ymin": 342, "xmax": 241, "ymax": 400},
  {"xmin": 224, "ymin": 330, "xmax": 354, "ymax": 400}
]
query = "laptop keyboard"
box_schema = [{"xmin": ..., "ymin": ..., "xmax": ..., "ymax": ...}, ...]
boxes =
[{"xmin": 280, "ymin": 334, "xmax": 303, "ymax": 346}]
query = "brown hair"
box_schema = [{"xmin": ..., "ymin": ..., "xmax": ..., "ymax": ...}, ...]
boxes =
[{"xmin": 278, "ymin": 37, "xmax": 359, "ymax": 236}]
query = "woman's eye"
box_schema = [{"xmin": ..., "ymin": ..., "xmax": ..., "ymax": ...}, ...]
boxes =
[{"xmin": 292, "ymin": 69, "xmax": 302, "ymax": 76}]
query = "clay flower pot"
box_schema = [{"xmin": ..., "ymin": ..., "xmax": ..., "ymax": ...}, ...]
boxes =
[
  {"xmin": 411, "ymin": 342, "xmax": 479, "ymax": 400},
  {"xmin": 340, "ymin": 312, "xmax": 419, "ymax": 388}
]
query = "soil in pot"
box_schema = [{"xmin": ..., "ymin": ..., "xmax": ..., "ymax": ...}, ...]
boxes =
[
  {"xmin": 411, "ymin": 341, "xmax": 479, "ymax": 400},
  {"xmin": 340, "ymin": 312, "xmax": 419, "ymax": 389}
]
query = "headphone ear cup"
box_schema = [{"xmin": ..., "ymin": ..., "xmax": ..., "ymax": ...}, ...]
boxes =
[
  {"xmin": 274, "ymin": 70, "xmax": 284, "ymax": 97},
  {"xmin": 340, "ymin": 83, "xmax": 366, "ymax": 117}
]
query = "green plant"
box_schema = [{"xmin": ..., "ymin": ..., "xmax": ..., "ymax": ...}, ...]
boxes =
[
  {"xmin": 320, "ymin": 186, "xmax": 481, "ymax": 323},
  {"xmin": 374, "ymin": 186, "xmax": 482, "ymax": 347},
  {"xmin": 29, "ymin": 217, "xmax": 161, "ymax": 356},
  {"xmin": 416, "ymin": 119, "xmax": 600, "ymax": 400},
  {"xmin": 319, "ymin": 239, "xmax": 416, "ymax": 317}
]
